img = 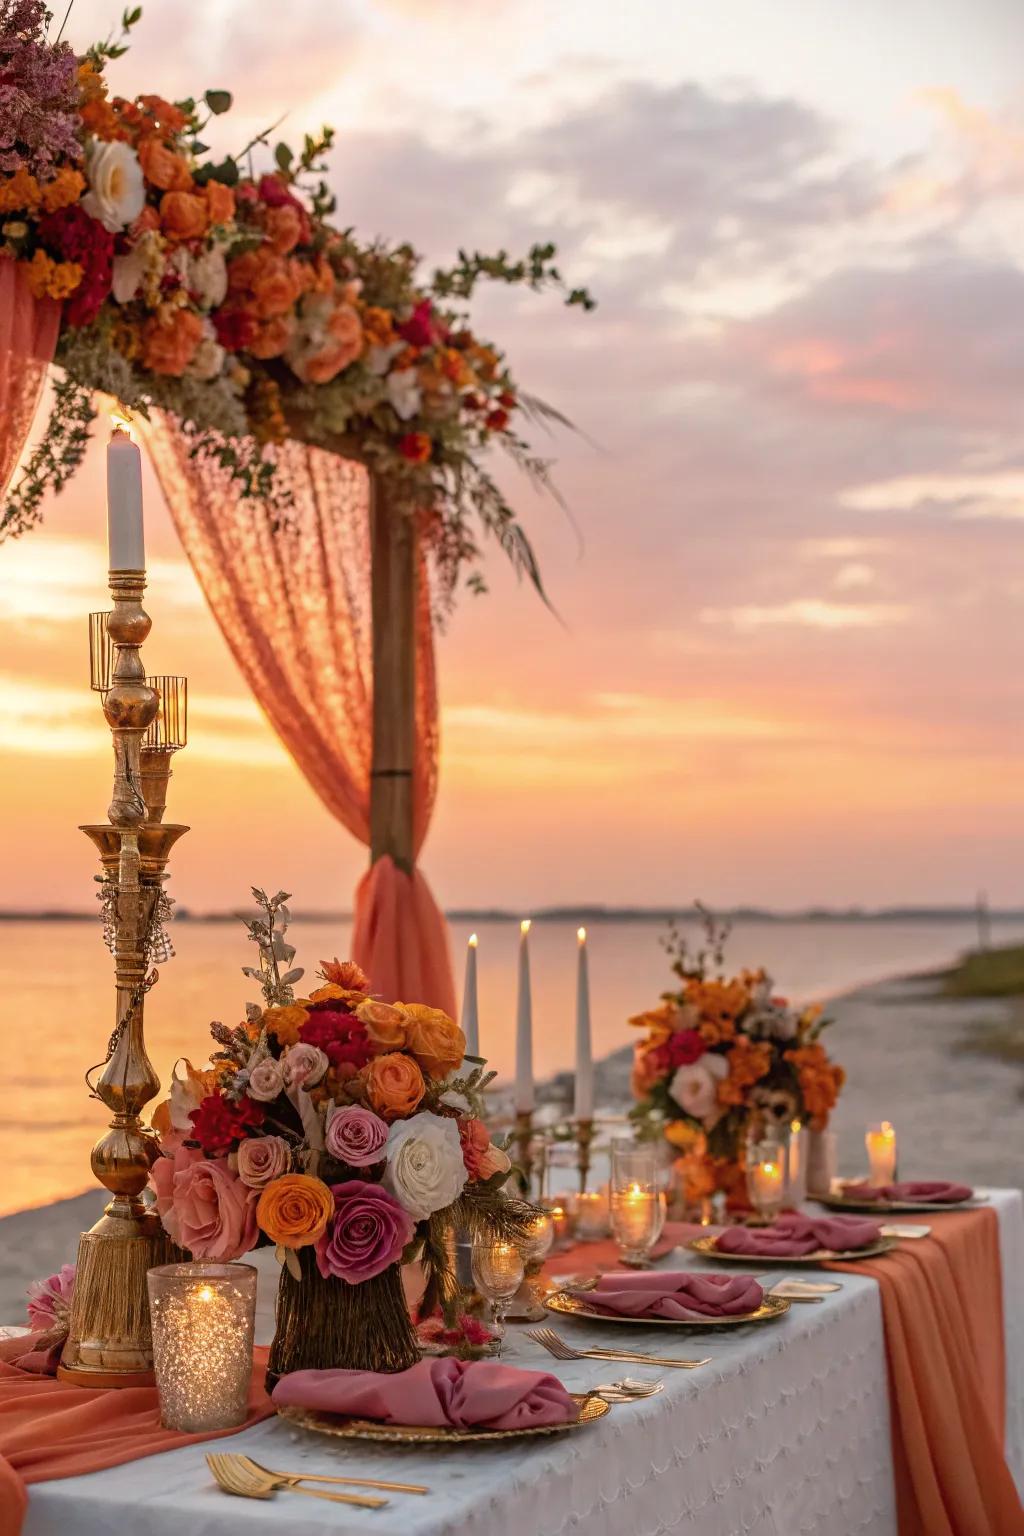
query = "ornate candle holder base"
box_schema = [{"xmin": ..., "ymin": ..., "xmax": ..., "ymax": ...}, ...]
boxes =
[
  {"xmin": 575, "ymin": 1117, "xmax": 595, "ymax": 1194},
  {"xmin": 514, "ymin": 1110, "xmax": 535, "ymax": 1197},
  {"xmin": 57, "ymin": 1209, "xmax": 182, "ymax": 1388}
]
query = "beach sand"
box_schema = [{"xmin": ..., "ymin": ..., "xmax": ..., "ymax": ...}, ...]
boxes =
[{"xmin": 0, "ymin": 971, "xmax": 1020, "ymax": 1323}]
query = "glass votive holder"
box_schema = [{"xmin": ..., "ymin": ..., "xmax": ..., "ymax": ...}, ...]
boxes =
[
  {"xmin": 746, "ymin": 1141, "xmax": 785, "ymax": 1223},
  {"xmin": 865, "ymin": 1121, "xmax": 897, "ymax": 1185},
  {"xmin": 542, "ymin": 1195, "xmax": 574, "ymax": 1249},
  {"xmin": 572, "ymin": 1186, "xmax": 610, "ymax": 1241},
  {"xmin": 148, "ymin": 1263, "xmax": 257, "ymax": 1432},
  {"xmin": 784, "ymin": 1121, "xmax": 808, "ymax": 1205},
  {"xmin": 609, "ymin": 1185, "xmax": 666, "ymax": 1265}
]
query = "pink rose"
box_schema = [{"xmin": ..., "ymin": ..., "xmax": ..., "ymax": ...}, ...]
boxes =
[
  {"xmin": 26, "ymin": 1264, "xmax": 76, "ymax": 1332},
  {"xmin": 151, "ymin": 1143, "xmax": 258, "ymax": 1260},
  {"xmin": 669, "ymin": 1055, "xmax": 729, "ymax": 1125},
  {"xmin": 284, "ymin": 1041, "xmax": 329, "ymax": 1089},
  {"xmin": 315, "ymin": 1179, "xmax": 414, "ymax": 1283},
  {"xmin": 247, "ymin": 1056, "xmax": 286, "ymax": 1102},
  {"xmin": 325, "ymin": 1104, "xmax": 389, "ymax": 1167},
  {"xmin": 236, "ymin": 1134, "xmax": 292, "ymax": 1189}
]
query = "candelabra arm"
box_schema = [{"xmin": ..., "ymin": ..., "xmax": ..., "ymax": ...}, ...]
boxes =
[{"xmin": 575, "ymin": 1117, "xmax": 595, "ymax": 1194}]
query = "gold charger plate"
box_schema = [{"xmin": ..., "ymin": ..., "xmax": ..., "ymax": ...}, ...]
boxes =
[
  {"xmin": 276, "ymin": 1392, "xmax": 609, "ymax": 1445},
  {"xmin": 543, "ymin": 1289, "xmax": 791, "ymax": 1329},
  {"xmin": 815, "ymin": 1191, "xmax": 980, "ymax": 1215},
  {"xmin": 687, "ymin": 1234, "xmax": 896, "ymax": 1266}
]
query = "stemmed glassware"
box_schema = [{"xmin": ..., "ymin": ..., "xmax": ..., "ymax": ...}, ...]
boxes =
[
  {"xmin": 609, "ymin": 1140, "xmax": 666, "ymax": 1267},
  {"xmin": 471, "ymin": 1237, "xmax": 525, "ymax": 1355}
]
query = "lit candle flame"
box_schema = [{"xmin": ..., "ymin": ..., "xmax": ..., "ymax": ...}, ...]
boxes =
[
  {"xmin": 196, "ymin": 1285, "xmax": 214, "ymax": 1303},
  {"xmin": 468, "ymin": 932, "xmax": 478, "ymax": 948},
  {"xmin": 520, "ymin": 918, "xmax": 531, "ymax": 935},
  {"xmin": 109, "ymin": 408, "xmax": 134, "ymax": 439},
  {"xmin": 577, "ymin": 925, "xmax": 586, "ymax": 943}
]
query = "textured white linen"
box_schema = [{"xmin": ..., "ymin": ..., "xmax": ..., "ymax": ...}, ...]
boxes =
[{"xmin": 21, "ymin": 1189, "xmax": 1023, "ymax": 1536}]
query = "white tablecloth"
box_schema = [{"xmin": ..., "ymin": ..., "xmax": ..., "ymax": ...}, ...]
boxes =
[{"xmin": 22, "ymin": 1190, "xmax": 1024, "ymax": 1536}]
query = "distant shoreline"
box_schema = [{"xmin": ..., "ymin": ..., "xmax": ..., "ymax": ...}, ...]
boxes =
[{"xmin": 0, "ymin": 906, "xmax": 1020, "ymax": 925}]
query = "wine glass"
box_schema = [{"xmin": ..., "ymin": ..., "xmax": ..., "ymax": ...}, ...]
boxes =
[{"xmin": 471, "ymin": 1238, "xmax": 525, "ymax": 1355}]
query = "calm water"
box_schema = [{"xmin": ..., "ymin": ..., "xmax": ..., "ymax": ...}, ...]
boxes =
[{"xmin": 5, "ymin": 914, "xmax": 1020, "ymax": 1216}]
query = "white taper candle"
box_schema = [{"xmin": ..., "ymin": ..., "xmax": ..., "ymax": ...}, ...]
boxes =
[
  {"xmin": 461, "ymin": 932, "xmax": 479, "ymax": 1058},
  {"xmin": 514, "ymin": 919, "xmax": 534, "ymax": 1113},
  {"xmin": 107, "ymin": 420, "xmax": 145, "ymax": 570},
  {"xmin": 573, "ymin": 925, "xmax": 593, "ymax": 1120}
]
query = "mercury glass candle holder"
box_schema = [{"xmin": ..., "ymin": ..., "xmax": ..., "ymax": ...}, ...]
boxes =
[{"xmin": 148, "ymin": 1263, "xmax": 257, "ymax": 1431}]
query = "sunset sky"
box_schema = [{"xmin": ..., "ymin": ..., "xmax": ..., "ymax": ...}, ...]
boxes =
[{"xmin": 3, "ymin": 0, "xmax": 1023, "ymax": 913}]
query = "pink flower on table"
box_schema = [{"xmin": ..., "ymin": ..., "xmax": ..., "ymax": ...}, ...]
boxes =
[
  {"xmin": 151, "ymin": 1143, "xmax": 258, "ymax": 1260},
  {"xmin": 315, "ymin": 1179, "xmax": 414, "ymax": 1284},
  {"xmin": 247, "ymin": 1056, "xmax": 286, "ymax": 1102},
  {"xmin": 26, "ymin": 1264, "xmax": 75, "ymax": 1331},
  {"xmin": 235, "ymin": 1134, "xmax": 292, "ymax": 1190},
  {"xmin": 283, "ymin": 1041, "xmax": 329, "ymax": 1090},
  {"xmin": 325, "ymin": 1104, "xmax": 389, "ymax": 1168}
]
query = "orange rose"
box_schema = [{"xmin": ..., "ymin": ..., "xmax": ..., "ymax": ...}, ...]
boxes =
[
  {"xmin": 249, "ymin": 254, "xmax": 303, "ymax": 318},
  {"xmin": 263, "ymin": 203, "xmax": 303, "ymax": 254},
  {"xmin": 355, "ymin": 998, "xmax": 408, "ymax": 1050},
  {"xmin": 256, "ymin": 1173, "xmax": 334, "ymax": 1249},
  {"xmin": 142, "ymin": 307, "xmax": 203, "ymax": 375},
  {"xmin": 160, "ymin": 190, "xmax": 208, "ymax": 241},
  {"xmin": 204, "ymin": 179, "xmax": 235, "ymax": 226},
  {"xmin": 306, "ymin": 982, "xmax": 367, "ymax": 1008},
  {"xmin": 138, "ymin": 139, "xmax": 193, "ymax": 191},
  {"xmin": 364, "ymin": 1052, "xmax": 426, "ymax": 1120},
  {"xmin": 248, "ymin": 313, "xmax": 295, "ymax": 359},
  {"xmin": 262, "ymin": 1002, "xmax": 310, "ymax": 1048},
  {"xmin": 397, "ymin": 1003, "xmax": 466, "ymax": 1080}
]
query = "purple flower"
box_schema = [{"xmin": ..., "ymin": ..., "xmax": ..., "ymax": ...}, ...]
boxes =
[
  {"xmin": 325, "ymin": 1104, "xmax": 389, "ymax": 1168},
  {"xmin": 315, "ymin": 1179, "xmax": 414, "ymax": 1284},
  {"xmin": 0, "ymin": 1, "xmax": 82, "ymax": 177}
]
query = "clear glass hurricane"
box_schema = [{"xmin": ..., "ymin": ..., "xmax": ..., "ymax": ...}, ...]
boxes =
[{"xmin": 471, "ymin": 1238, "xmax": 525, "ymax": 1355}]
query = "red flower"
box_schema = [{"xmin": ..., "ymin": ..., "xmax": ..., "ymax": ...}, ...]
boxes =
[
  {"xmin": 212, "ymin": 306, "xmax": 259, "ymax": 352},
  {"xmin": 497, "ymin": 390, "xmax": 516, "ymax": 409},
  {"xmin": 398, "ymin": 431, "xmax": 431, "ymax": 464},
  {"xmin": 257, "ymin": 173, "xmax": 301, "ymax": 209},
  {"xmin": 666, "ymin": 1029, "xmax": 706, "ymax": 1068},
  {"xmin": 485, "ymin": 408, "xmax": 509, "ymax": 432},
  {"xmin": 189, "ymin": 1093, "xmax": 265, "ymax": 1155},
  {"xmin": 36, "ymin": 205, "xmax": 114, "ymax": 326},
  {"xmin": 398, "ymin": 299, "xmax": 438, "ymax": 348},
  {"xmin": 300, "ymin": 1009, "xmax": 375, "ymax": 1071}
]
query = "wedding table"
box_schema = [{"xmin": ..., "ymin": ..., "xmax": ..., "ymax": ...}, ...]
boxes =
[{"xmin": 17, "ymin": 1190, "xmax": 1024, "ymax": 1536}]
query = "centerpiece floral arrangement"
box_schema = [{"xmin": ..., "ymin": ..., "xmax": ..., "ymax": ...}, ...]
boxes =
[
  {"xmin": 148, "ymin": 889, "xmax": 533, "ymax": 1379},
  {"xmin": 629, "ymin": 910, "xmax": 845, "ymax": 1206},
  {"xmin": 0, "ymin": 2, "xmax": 592, "ymax": 596}
]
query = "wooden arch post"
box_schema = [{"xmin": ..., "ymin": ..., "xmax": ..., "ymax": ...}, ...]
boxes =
[{"xmin": 369, "ymin": 475, "xmax": 416, "ymax": 874}]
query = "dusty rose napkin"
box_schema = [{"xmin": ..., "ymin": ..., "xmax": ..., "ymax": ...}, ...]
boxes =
[
  {"xmin": 715, "ymin": 1212, "xmax": 881, "ymax": 1257},
  {"xmin": 844, "ymin": 1179, "xmax": 974, "ymax": 1205},
  {"xmin": 569, "ymin": 1270, "xmax": 764, "ymax": 1320},
  {"xmin": 272, "ymin": 1356, "xmax": 578, "ymax": 1430}
]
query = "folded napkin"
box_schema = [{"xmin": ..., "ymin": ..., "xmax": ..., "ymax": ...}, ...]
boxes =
[
  {"xmin": 568, "ymin": 1270, "xmax": 764, "ymax": 1320},
  {"xmin": 715, "ymin": 1212, "xmax": 882, "ymax": 1257},
  {"xmin": 272, "ymin": 1356, "xmax": 578, "ymax": 1431},
  {"xmin": 843, "ymin": 1179, "xmax": 973, "ymax": 1205}
]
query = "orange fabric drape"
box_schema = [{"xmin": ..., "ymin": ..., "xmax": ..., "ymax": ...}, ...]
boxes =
[
  {"xmin": 143, "ymin": 419, "xmax": 455, "ymax": 1014},
  {"xmin": 0, "ymin": 258, "xmax": 59, "ymax": 500},
  {"xmin": 0, "ymin": 1344, "xmax": 273, "ymax": 1536},
  {"xmin": 828, "ymin": 1206, "xmax": 1023, "ymax": 1536}
]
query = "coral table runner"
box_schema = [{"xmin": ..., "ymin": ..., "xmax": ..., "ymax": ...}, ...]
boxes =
[
  {"xmin": 0, "ymin": 1346, "xmax": 273, "ymax": 1536},
  {"xmin": 826, "ymin": 1206, "xmax": 1022, "ymax": 1536}
]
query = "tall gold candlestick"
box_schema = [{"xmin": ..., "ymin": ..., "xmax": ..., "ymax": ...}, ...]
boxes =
[
  {"xmin": 58, "ymin": 570, "xmax": 189, "ymax": 1389},
  {"xmin": 575, "ymin": 1117, "xmax": 595, "ymax": 1194}
]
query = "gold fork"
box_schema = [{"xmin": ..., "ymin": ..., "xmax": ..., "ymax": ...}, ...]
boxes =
[
  {"xmin": 206, "ymin": 1452, "xmax": 387, "ymax": 1508},
  {"xmin": 230, "ymin": 1452, "xmax": 428, "ymax": 1494},
  {"xmin": 527, "ymin": 1326, "xmax": 710, "ymax": 1369}
]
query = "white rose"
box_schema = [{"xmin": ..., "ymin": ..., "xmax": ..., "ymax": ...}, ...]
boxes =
[
  {"xmin": 187, "ymin": 329, "xmax": 226, "ymax": 381},
  {"xmin": 283, "ymin": 1041, "xmax": 328, "ymax": 1089},
  {"xmin": 386, "ymin": 368, "xmax": 422, "ymax": 421},
  {"xmin": 246, "ymin": 1056, "xmax": 286, "ymax": 1103},
  {"xmin": 81, "ymin": 140, "xmax": 145, "ymax": 233},
  {"xmin": 669, "ymin": 1055, "xmax": 728, "ymax": 1124},
  {"xmin": 189, "ymin": 246, "xmax": 228, "ymax": 310},
  {"xmin": 383, "ymin": 1111, "xmax": 468, "ymax": 1220}
]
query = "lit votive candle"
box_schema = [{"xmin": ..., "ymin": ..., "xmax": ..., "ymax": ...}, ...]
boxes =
[
  {"xmin": 610, "ymin": 1181, "xmax": 662, "ymax": 1262},
  {"xmin": 572, "ymin": 1187, "xmax": 610, "ymax": 1241},
  {"xmin": 542, "ymin": 1199, "xmax": 572, "ymax": 1248},
  {"xmin": 147, "ymin": 1263, "xmax": 257, "ymax": 1432},
  {"xmin": 748, "ymin": 1153, "xmax": 785, "ymax": 1220},
  {"xmin": 866, "ymin": 1121, "xmax": 897, "ymax": 1185}
]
